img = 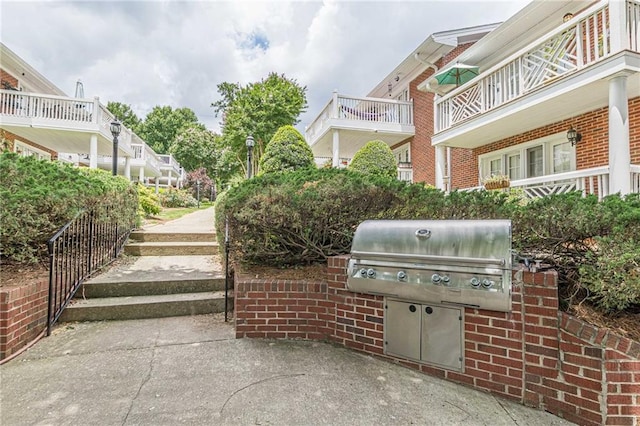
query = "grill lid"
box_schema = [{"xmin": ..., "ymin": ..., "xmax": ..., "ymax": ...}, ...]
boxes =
[{"xmin": 350, "ymin": 219, "xmax": 511, "ymax": 268}]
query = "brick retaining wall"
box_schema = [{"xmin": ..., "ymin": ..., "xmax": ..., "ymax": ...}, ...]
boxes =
[
  {"xmin": 0, "ymin": 279, "xmax": 48, "ymax": 360},
  {"xmin": 235, "ymin": 255, "xmax": 640, "ymax": 425}
]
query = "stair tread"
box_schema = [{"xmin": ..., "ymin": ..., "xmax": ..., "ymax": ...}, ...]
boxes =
[{"xmin": 68, "ymin": 291, "xmax": 228, "ymax": 308}]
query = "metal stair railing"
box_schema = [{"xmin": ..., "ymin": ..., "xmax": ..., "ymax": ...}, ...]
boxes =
[{"xmin": 47, "ymin": 210, "xmax": 133, "ymax": 335}]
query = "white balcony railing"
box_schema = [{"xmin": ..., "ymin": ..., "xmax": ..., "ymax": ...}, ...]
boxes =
[
  {"xmin": 158, "ymin": 154, "xmax": 183, "ymax": 176},
  {"xmin": 306, "ymin": 93, "xmax": 414, "ymax": 143},
  {"xmin": 131, "ymin": 141, "xmax": 161, "ymax": 173},
  {"xmin": 435, "ymin": 0, "xmax": 640, "ymax": 133},
  {"xmin": 0, "ymin": 90, "xmax": 133, "ymax": 153},
  {"xmin": 509, "ymin": 166, "xmax": 610, "ymax": 200}
]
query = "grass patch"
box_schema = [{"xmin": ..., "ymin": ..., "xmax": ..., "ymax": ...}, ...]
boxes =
[{"xmin": 143, "ymin": 202, "xmax": 213, "ymax": 226}]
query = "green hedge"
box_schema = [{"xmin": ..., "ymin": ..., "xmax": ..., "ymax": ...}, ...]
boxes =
[
  {"xmin": 216, "ymin": 167, "xmax": 640, "ymax": 313},
  {"xmin": 0, "ymin": 153, "xmax": 138, "ymax": 264}
]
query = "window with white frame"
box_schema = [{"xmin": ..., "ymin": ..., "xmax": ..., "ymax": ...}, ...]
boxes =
[
  {"xmin": 395, "ymin": 88, "xmax": 409, "ymax": 102},
  {"xmin": 479, "ymin": 133, "xmax": 575, "ymax": 182},
  {"xmin": 393, "ymin": 146, "xmax": 410, "ymax": 165},
  {"xmin": 14, "ymin": 140, "xmax": 52, "ymax": 160}
]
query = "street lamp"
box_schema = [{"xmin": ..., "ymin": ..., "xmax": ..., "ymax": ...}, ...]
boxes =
[
  {"xmin": 245, "ymin": 135, "xmax": 255, "ymax": 178},
  {"xmin": 110, "ymin": 119, "xmax": 122, "ymax": 176},
  {"xmin": 196, "ymin": 179, "xmax": 201, "ymax": 208}
]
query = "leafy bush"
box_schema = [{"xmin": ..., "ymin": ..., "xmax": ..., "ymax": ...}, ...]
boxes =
[
  {"xmin": 158, "ymin": 188, "xmax": 197, "ymax": 208},
  {"xmin": 216, "ymin": 168, "xmax": 399, "ymax": 265},
  {"xmin": 137, "ymin": 184, "xmax": 161, "ymax": 218},
  {"xmin": 217, "ymin": 167, "xmax": 640, "ymax": 314},
  {"xmin": 580, "ymin": 236, "xmax": 640, "ymax": 312},
  {"xmin": 0, "ymin": 153, "xmax": 137, "ymax": 263},
  {"xmin": 348, "ymin": 140, "xmax": 397, "ymax": 179},
  {"xmin": 258, "ymin": 125, "xmax": 315, "ymax": 174}
]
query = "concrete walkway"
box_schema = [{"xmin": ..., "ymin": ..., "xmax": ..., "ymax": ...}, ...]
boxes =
[
  {"xmin": 1, "ymin": 315, "xmax": 573, "ymax": 426},
  {"xmin": 0, "ymin": 207, "xmax": 574, "ymax": 425}
]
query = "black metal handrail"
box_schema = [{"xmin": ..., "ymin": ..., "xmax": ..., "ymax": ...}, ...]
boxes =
[{"xmin": 47, "ymin": 210, "xmax": 133, "ymax": 335}]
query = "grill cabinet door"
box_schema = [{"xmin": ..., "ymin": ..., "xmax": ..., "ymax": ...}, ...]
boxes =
[
  {"xmin": 421, "ymin": 305, "xmax": 462, "ymax": 371},
  {"xmin": 384, "ymin": 300, "xmax": 421, "ymax": 361}
]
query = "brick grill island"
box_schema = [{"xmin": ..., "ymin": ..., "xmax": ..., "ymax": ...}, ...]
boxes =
[{"xmin": 235, "ymin": 256, "xmax": 640, "ymax": 426}]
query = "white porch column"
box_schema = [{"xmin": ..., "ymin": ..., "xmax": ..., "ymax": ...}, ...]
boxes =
[
  {"xmin": 435, "ymin": 145, "xmax": 446, "ymax": 190},
  {"xmin": 89, "ymin": 135, "xmax": 98, "ymax": 169},
  {"xmin": 155, "ymin": 180, "xmax": 159, "ymax": 193},
  {"xmin": 138, "ymin": 167, "xmax": 145, "ymax": 184},
  {"xmin": 124, "ymin": 157, "xmax": 131, "ymax": 179},
  {"xmin": 332, "ymin": 129, "xmax": 340, "ymax": 167},
  {"xmin": 608, "ymin": 74, "xmax": 631, "ymax": 195},
  {"xmin": 168, "ymin": 171, "xmax": 173, "ymax": 188}
]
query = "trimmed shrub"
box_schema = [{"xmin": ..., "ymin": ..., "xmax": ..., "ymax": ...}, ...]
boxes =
[
  {"xmin": 258, "ymin": 125, "xmax": 315, "ymax": 174},
  {"xmin": 0, "ymin": 153, "xmax": 137, "ymax": 263},
  {"xmin": 217, "ymin": 168, "xmax": 640, "ymax": 314},
  {"xmin": 348, "ymin": 140, "xmax": 397, "ymax": 179}
]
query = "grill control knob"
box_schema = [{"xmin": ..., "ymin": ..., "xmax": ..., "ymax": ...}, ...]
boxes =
[
  {"xmin": 470, "ymin": 277, "xmax": 480, "ymax": 288},
  {"xmin": 359, "ymin": 268, "xmax": 367, "ymax": 277},
  {"xmin": 481, "ymin": 278, "xmax": 493, "ymax": 288},
  {"xmin": 367, "ymin": 268, "xmax": 376, "ymax": 279},
  {"xmin": 441, "ymin": 275, "xmax": 450, "ymax": 286},
  {"xmin": 431, "ymin": 273, "xmax": 441, "ymax": 284},
  {"xmin": 397, "ymin": 271, "xmax": 407, "ymax": 281}
]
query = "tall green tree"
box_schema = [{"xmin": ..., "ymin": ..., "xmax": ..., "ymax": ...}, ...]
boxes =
[
  {"xmin": 106, "ymin": 102, "xmax": 142, "ymax": 134},
  {"xmin": 170, "ymin": 125, "xmax": 220, "ymax": 175},
  {"xmin": 211, "ymin": 73, "xmax": 307, "ymax": 173},
  {"xmin": 138, "ymin": 106, "xmax": 202, "ymax": 154}
]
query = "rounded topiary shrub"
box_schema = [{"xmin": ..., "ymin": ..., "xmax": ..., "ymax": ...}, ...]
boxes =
[
  {"xmin": 259, "ymin": 125, "xmax": 315, "ymax": 174},
  {"xmin": 348, "ymin": 140, "xmax": 397, "ymax": 179}
]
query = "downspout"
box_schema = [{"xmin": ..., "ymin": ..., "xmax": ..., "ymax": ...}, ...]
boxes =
[{"xmin": 414, "ymin": 52, "xmax": 444, "ymax": 95}]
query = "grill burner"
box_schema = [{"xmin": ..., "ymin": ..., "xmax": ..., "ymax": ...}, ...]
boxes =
[{"xmin": 347, "ymin": 220, "xmax": 512, "ymax": 312}]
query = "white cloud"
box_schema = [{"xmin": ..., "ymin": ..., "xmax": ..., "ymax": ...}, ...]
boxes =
[{"xmin": 1, "ymin": 0, "xmax": 531, "ymax": 134}]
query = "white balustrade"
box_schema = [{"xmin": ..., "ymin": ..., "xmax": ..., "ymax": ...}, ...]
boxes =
[
  {"xmin": 508, "ymin": 166, "xmax": 610, "ymax": 200},
  {"xmin": 631, "ymin": 165, "xmax": 640, "ymax": 193},
  {"xmin": 435, "ymin": 0, "xmax": 639, "ymax": 132},
  {"xmin": 0, "ymin": 90, "xmax": 94, "ymax": 122}
]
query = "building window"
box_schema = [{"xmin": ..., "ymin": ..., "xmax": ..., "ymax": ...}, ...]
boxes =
[
  {"xmin": 479, "ymin": 133, "xmax": 575, "ymax": 182},
  {"xmin": 14, "ymin": 140, "xmax": 51, "ymax": 160},
  {"xmin": 526, "ymin": 145, "xmax": 544, "ymax": 177}
]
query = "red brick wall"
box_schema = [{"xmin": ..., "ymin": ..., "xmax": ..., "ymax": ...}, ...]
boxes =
[
  {"xmin": 409, "ymin": 43, "xmax": 476, "ymax": 185},
  {"xmin": 0, "ymin": 279, "xmax": 48, "ymax": 361},
  {"xmin": 235, "ymin": 256, "xmax": 640, "ymax": 425},
  {"xmin": 1, "ymin": 68, "xmax": 19, "ymax": 89},
  {"xmin": 454, "ymin": 97, "xmax": 640, "ymax": 189}
]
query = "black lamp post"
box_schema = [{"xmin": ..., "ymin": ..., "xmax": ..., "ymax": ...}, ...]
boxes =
[
  {"xmin": 245, "ymin": 135, "xmax": 255, "ymax": 178},
  {"xmin": 196, "ymin": 179, "xmax": 201, "ymax": 208},
  {"xmin": 110, "ymin": 119, "xmax": 122, "ymax": 176}
]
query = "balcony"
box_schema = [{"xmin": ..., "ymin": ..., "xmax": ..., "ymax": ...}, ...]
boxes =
[
  {"xmin": 156, "ymin": 154, "xmax": 185, "ymax": 187},
  {"xmin": 306, "ymin": 93, "xmax": 414, "ymax": 158},
  {"xmin": 0, "ymin": 90, "xmax": 134, "ymax": 156},
  {"xmin": 432, "ymin": 0, "xmax": 640, "ymax": 148},
  {"xmin": 465, "ymin": 165, "xmax": 640, "ymax": 200}
]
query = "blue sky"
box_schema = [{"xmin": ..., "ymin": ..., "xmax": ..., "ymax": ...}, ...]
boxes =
[{"xmin": 1, "ymin": 0, "xmax": 530, "ymax": 134}]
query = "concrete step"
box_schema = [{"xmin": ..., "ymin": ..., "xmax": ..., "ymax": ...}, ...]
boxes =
[
  {"xmin": 125, "ymin": 242, "xmax": 219, "ymax": 256},
  {"xmin": 129, "ymin": 231, "xmax": 216, "ymax": 243},
  {"xmin": 59, "ymin": 291, "xmax": 231, "ymax": 322},
  {"xmin": 79, "ymin": 276, "xmax": 227, "ymax": 298}
]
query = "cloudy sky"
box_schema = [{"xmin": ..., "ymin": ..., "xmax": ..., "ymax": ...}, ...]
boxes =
[{"xmin": 1, "ymin": 0, "xmax": 530, "ymax": 134}]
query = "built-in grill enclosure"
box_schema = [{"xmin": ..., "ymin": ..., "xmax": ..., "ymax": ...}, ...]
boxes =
[{"xmin": 347, "ymin": 219, "xmax": 512, "ymax": 312}]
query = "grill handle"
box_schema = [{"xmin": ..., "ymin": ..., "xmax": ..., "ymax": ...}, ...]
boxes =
[{"xmin": 350, "ymin": 250, "xmax": 506, "ymax": 267}]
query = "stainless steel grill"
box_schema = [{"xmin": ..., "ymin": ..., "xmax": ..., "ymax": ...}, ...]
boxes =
[{"xmin": 346, "ymin": 219, "xmax": 512, "ymax": 312}]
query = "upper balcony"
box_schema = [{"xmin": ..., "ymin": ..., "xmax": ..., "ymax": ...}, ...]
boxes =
[
  {"xmin": 0, "ymin": 90, "xmax": 134, "ymax": 157},
  {"xmin": 432, "ymin": 0, "xmax": 640, "ymax": 148},
  {"xmin": 305, "ymin": 92, "xmax": 415, "ymax": 158}
]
